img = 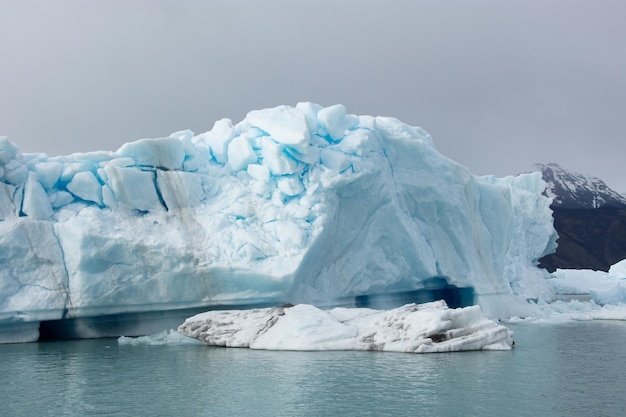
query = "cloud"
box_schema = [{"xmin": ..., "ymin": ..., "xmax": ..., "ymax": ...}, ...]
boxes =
[{"xmin": 1, "ymin": 0, "xmax": 625, "ymax": 192}]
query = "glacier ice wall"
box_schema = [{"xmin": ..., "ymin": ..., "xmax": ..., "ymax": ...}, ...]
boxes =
[{"xmin": 0, "ymin": 103, "xmax": 557, "ymax": 342}]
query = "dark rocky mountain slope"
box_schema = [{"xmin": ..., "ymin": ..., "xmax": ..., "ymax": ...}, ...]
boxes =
[{"xmin": 535, "ymin": 163, "xmax": 626, "ymax": 272}]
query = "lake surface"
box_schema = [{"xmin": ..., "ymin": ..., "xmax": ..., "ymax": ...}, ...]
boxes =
[{"xmin": 1, "ymin": 321, "xmax": 625, "ymax": 417}]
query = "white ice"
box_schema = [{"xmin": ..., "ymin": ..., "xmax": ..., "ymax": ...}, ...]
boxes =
[
  {"xmin": 118, "ymin": 329, "xmax": 202, "ymax": 346},
  {"xmin": 547, "ymin": 259, "xmax": 626, "ymax": 305},
  {"xmin": 176, "ymin": 301, "xmax": 514, "ymax": 353}
]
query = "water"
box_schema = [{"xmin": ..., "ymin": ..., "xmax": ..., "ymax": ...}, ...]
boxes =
[{"xmin": 1, "ymin": 321, "xmax": 625, "ymax": 417}]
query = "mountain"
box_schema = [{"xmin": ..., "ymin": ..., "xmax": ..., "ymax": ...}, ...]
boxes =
[
  {"xmin": 534, "ymin": 163, "xmax": 626, "ymax": 209},
  {"xmin": 536, "ymin": 163, "xmax": 626, "ymax": 272}
]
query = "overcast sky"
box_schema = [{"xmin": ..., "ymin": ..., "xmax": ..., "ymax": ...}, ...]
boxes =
[{"xmin": 1, "ymin": 0, "xmax": 625, "ymax": 192}]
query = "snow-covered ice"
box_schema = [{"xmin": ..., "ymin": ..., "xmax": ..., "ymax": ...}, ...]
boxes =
[
  {"xmin": 176, "ymin": 301, "xmax": 514, "ymax": 353},
  {"xmin": 0, "ymin": 103, "xmax": 558, "ymax": 343}
]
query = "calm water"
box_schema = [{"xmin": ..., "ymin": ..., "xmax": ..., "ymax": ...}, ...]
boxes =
[{"xmin": 1, "ymin": 321, "xmax": 625, "ymax": 417}]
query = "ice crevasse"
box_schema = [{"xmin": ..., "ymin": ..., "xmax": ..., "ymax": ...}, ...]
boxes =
[{"xmin": 0, "ymin": 103, "xmax": 557, "ymax": 343}]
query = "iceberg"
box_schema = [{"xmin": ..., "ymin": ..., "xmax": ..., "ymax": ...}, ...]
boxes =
[
  {"xmin": 118, "ymin": 329, "xmax": 203, "ymax": 346},
  {"xmin": 547, "ymin": 258, "xmax": 626, "ymax": 305},
  {"xmin": 0, "ymin": 103, "xmax": 557, "ymax": 343},
  {"xmin": 177, "ymin": 301, "xmax": 514, "ymax": 353}
]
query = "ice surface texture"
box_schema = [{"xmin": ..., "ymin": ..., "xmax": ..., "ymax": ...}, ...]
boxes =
[
  {"xmin": 178, "ymin": 301, "xmax": 514, "ymax": 352},
  {"xmin": 548, "ymin": 258, "xmax": 626, "ymax": 305},
  {"xmin": 0, "ymin": 103, "xmax": 557, "ymax": 342}
]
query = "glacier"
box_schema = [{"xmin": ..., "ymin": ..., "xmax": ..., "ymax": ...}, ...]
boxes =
[{"xmin": 0, "ymin": 103, "xmax": 558, "ymax": 343}]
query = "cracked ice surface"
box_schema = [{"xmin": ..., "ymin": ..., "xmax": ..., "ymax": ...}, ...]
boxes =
[
  {"xmin": 177, "ymin": 301, "xmax": 514, "ymax": 353},
  {"xmin": 0, "ymin": 103, "xmax": 557, "ymax": 342}
]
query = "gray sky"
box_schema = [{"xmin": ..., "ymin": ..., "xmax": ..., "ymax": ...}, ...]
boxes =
[{"xmin": 1, "ymin": 0, "xmax": 625, "ymax": 192}]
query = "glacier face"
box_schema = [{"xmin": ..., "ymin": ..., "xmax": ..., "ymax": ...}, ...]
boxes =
[{"xmin": 0, "ymin": 103, "xmax": 557, "ymax": 342}]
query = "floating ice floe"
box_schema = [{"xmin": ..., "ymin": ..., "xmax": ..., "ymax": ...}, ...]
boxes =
[
  {"xmin": 547, "ymin": 258, "xmax": 626, "ymax": 306},
  {"xmin": 176, "ymin": 301, "xmax": 514, "ymax": 353},
  {"xmin": 118, "ymin": 329, "xmax": 203, "ymax": 346}
]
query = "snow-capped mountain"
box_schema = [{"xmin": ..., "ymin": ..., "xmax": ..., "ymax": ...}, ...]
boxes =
[
  {"xmin": 534, "ymin": 163, "xmax": 626, "ymax": 209},
  {"xmin": 535, "ymin": 163, "xmax": 626, "ymax": 272}
]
